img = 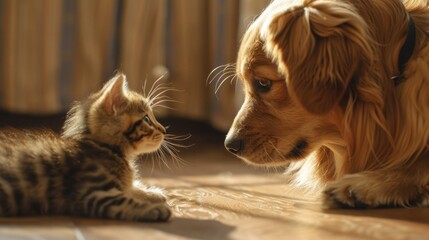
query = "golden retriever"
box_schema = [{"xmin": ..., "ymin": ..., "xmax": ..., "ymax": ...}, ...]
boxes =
[{"xmin": 224, "ymin": 0, "xmax": 429, "ymax": 208}]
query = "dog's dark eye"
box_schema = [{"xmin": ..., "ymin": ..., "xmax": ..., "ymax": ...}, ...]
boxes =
[{"xmin": 254, "ymin": 79, "xmax": 272, "ymax": 93}]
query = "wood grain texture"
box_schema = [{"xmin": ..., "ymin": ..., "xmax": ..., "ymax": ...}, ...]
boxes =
[{"xmin": 0, "ymin": 139, "xmax": 428, "ymax": 240}]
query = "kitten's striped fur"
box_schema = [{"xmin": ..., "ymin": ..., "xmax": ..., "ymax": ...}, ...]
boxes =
[{"xmin": 0, "ymin": 74, "xmax": 171, "ymax": 221}]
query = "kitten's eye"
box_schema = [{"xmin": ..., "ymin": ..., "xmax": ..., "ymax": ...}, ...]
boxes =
[
  {"xmin": 143, "ymin": 115, "xmax": 152, "ymax": 126},
  {"xmin": 253, "ymin": 79, "xmax": 272, "ymax": 93}
]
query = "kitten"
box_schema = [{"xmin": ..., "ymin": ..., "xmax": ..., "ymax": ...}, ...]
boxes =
[{"xmin": 0, "ymin": 73, "xmax": 171, "ymax": 221}]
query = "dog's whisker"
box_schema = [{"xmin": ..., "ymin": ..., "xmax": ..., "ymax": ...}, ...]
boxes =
[
  {"xmin": 215, "ymin": 72, "xmax": 238, "ymax": 94},
  {"xmin": 207, "ymin": 64, "xmax": 229, "ymax": 85},
  {"xmin": 220, "ymin": 71, "xmax": 238, "ymax": 85},
  {"xmin": 229, "ymin": 73, "xmax": 239, "ymax": 85},
  {"xmin": 211, "ymin": 69, "xmax": 236, "ymax": 88},
  {"xmin": 262, "ymin": 143, "xmax": 275, "ymax": 163},
  {"xmin": 215, "ymin": 69, "xmax": 236, "ymax": 83},
  {"xmin": 207, "ymin": 63, "xmax": 236, "ymax": 85},
  {"xmin": 212, "ymin": 70, "xmax": 236, "ymax": 90},
  {"xmin": 268, "ymin": 140, "xmax": 290, "ymax": 162}
]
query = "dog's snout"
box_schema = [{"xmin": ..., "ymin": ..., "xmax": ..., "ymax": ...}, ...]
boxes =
[{"xmin": 224, "ymin": 136, "xmax": 244, "ymax": 155}]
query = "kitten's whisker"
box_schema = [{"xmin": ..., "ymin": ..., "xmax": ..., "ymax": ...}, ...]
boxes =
[
  {"xmin": 158, "ymin": 147, "xmax": 172, "ymax": 170},
  {"xmin": 162, "ymin": 144, "xmax": 186, "ymax": 168},
  {"xmin": 142, "ymin": 75, "xmax": 149, "ymax": 98},
  {"xmin": 152, "ymin": 105, "xmax": 176, "ymax": 111},
  {"xmin": 146, "ymin": 74, "xmax": 168, "ymax": 99},
  {"xmin": 162, "ymin": 143, "xmax": 188, "ymax": 168},
  {"xmin": 147, "ymin": 86, "xmax": 178, "ymax": 106},
  {"xmin": 165, "ymin": 134, "xmax": 191, "ymax": 141},
  {"xmin": 160, "ymin": 133, "xmax": 191, "ymax": 168},
  {"xmin": 149, "ymin": 88, "xmax": 182, "ymax": 106},
  {"xmin": 151, "ymin": 99, "xmax": 182, "ymax": 107},
  {"xmin": 164, "ymin": 140, "xmax": 193, "ymax": 149},
  {"xmin": 153, "ymin": 147, "xmax": 167, "ymax": 169},
  {"xmin": 163, "ymin": 143, "xmax": 182, "ymax": 156},
  {"xmin": 147, "ymin": 84, "xmax": 170, "ymax": 101},
  {"xmin": 151, "ymin": 95, "xmax": 174, "ymax": 102},
  {"xmin": 151, "ymin": 101, "xmax": 182, "ymax": 111},
  {"xmin": 148, "ymin": 82, "xmax": 179, "ymax": 98},
  {"xmin": 150, "ymin": 153, "xmax": 155, "ymax": 174}
]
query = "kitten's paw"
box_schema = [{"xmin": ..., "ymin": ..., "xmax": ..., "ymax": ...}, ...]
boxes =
[
  {"xmin": 136, "ymin": 185, "xmax": 168, "ymax": 203},
  {"xmin": 138, "ymin": 203, "xmax": 172, "ymax": 222},
  {"xmin": 145, "ymin": 190, "xmax": 168, "ymax": 203}
]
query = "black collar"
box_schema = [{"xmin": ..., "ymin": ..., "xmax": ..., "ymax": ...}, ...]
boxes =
[{"xmin": 392, "ymin": 14, "xmax": 416, "ymax": 85}]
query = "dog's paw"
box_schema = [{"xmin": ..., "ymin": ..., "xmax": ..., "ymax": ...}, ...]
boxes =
[
  {"xmin": 323, "ymin": 183, "xmax": 369, "ymax": 209},
  {"xmin": 322, "ymin": 174, "xmax": 379, "ymax": 209},
  {"xmin": 322, "ymin": 172, "xmax": 429, "ymax": 209}
]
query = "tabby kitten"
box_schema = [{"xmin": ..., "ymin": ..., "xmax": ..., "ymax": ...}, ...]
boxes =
[{"xmin": 0, "ymin": 73, "xmax": 171, "ymax": 221}]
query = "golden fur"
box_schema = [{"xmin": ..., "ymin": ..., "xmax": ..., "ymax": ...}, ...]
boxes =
[{"xmin": 225, "ymin": 0, "xmax": 429, "ymax": 208}]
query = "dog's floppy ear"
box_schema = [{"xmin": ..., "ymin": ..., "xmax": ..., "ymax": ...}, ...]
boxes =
[{"xmin": 260, "ymin": 0, "xmax": 373, "ymax": 114}]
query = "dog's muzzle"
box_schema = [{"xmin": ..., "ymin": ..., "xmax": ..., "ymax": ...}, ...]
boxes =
[{"xmin": 224, "ymin": 135, "xmax": 245, "ymax": 155}]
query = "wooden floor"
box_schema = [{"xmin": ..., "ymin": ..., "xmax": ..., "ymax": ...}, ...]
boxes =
[{"xmin": 0, "ymin": 115, "xmax": 429, "ymax": 240}]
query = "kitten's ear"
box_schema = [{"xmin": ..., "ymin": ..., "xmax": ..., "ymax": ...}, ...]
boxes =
[{"xmin": 101, "ymin": 73, "xmax": 129, "ymax": 115}]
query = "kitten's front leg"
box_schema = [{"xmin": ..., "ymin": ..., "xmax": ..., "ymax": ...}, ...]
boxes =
[{"xmin": 78, "ymin": 188, "xmax": 171, "ymax": 221}]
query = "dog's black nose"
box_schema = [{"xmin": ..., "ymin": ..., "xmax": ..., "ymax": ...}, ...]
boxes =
[{"xmin": 224, "ymin": 137, "xmax": 244, "ymax": 155}]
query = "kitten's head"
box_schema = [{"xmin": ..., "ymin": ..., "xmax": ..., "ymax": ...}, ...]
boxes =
[{"xmin": 62, "ymin": 73, "xmax": 166, "ymax": 159}]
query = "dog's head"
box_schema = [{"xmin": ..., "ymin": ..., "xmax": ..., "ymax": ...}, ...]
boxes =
[{"xmin": 225, "ymin": 0, "xmax": 388, "ymax": 167}]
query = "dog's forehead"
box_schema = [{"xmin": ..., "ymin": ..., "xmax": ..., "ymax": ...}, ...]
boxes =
[
  {"xmin": 253, "ymin": 65, "xmax": 283, "ymax": 80},
  {"xmin": 239, "ymin": 57, "xmax": 283, "ymax": 82},
  {"xmin": 237, "ymin": 36, "xmax": 283, "ymax": 82}
]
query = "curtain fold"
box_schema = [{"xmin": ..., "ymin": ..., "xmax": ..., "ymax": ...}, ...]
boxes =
[{"xmin": 0, "ymin": 0, "xmax": 270, "ymax": 130}]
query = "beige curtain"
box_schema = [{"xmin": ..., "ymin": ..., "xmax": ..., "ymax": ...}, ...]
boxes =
[{"xmin": 0, "ymin": 0, "xmax": 270, "ymax": 130}]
